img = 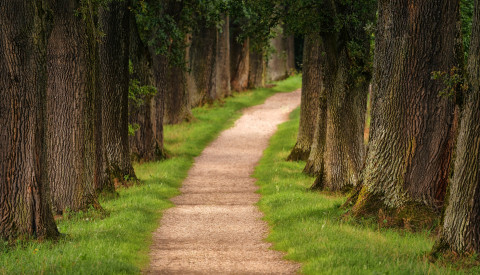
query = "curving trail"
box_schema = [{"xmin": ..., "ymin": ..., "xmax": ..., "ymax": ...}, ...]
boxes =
[{"xmin": 146, "ymin": 90, "xmax": 301, "ymax": 274}]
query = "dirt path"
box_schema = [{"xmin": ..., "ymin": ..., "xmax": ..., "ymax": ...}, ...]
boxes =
[{"xmin": 146, "ymin": 90, "xmax": 301, "ymax": 274}]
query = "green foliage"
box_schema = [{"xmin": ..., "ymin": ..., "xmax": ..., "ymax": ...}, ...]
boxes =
[
  {"xmin": 229, "ymin": 0, "xmax": 281, "ymax": 52},
  {"xmin": 131, "ymin": 0, "xmax": 226, "ymax": 67},
  {"xmin": 461, "ymin": 0, "xmax": 475, "ymax": 58},
  {"xmin": 0, "ymin": 76, "xmax": 301, "ymax": 275},
  {"xmin": 432, "ymin": 66, "xmax": 469, "ymax": 99},
  {"xmin": 253, "ymin": 107, "xmax": 480, "ymax": 274}
]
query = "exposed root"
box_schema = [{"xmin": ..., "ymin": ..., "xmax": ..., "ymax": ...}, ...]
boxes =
[
  {"xmin": 286, "ymin": 145, "xmax": 310, "ymax": 161},
  {"xmin": 345, "ymin": 186, "xmax": 440, "ymax": 231}
]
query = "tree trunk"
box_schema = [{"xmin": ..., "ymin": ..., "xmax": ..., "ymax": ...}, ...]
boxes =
[
  {"xmin": 268, "ymin": 26, "xmax": 290, "ymax": 82},
  {"xmin": 310, "ymin": 33, "xmax": 369, "ymax": 192},
  {"xmin": 352, "ymin": 0, "xmax": 461, "ymax": 225},
  {"xmin": 187, "ymin": 24, "xmax": 218, "ymax": 107},
  {"xmin": 46, "ymin": 0, "xmax": 99, "ymax": 213},
  {"xmin": 0, "ymin": 0, "xmax": 59, "ymax": 240},
  {"xmin": 248, "ymin": 50, "xmax": 265, "ymax": 89},
  {"xmin": 288, "ymin": 34, "xmax": 321, "ymax": 161},
  {"xmin": 128, "ymin": 13, "xmax": 164, "ymax": 162},
  {"xmin": 160, "ymin": 1, "xmax": 191, "ymax": 125},
  {"xmin": 285, "ymin": 34, "xmax": 296, "ymax": 74},
  {"xmin": 435, "ymin": 0, "xmax": 480, "ymax": 254},
  {"xmin": 216, "ymin": 14, "xmax": 231, "ymax": 98},
  {"xmin": 230, "ymin": 24, "xmax": 250, "ymax": 92},
  {"xmin": 98, "ymin": 0, "xmax": 135, "ymax": 191}
]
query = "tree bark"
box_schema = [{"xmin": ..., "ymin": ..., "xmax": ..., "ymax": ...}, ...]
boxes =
[
  {"xmin": 288, "ymin": 34, "xmax": 321, "ymax": 161},
  {"xmin": 160, "ymin": 0, "xmax": 191, "ymax": 125},
  {"xmin": 128, "ymin": 13, "xmax": 164, "ymax": 162},
  {"xmin": 267, "ymin": 26, "xmax": 291, "ymax": 82},
  {"xmin": 46, "ymin": 0, "xmax": 99, "ymax": 213},
  {"xmin": 352, "ymin": 0, "xmax": 461, "ymax": 222},
  {"xmin": 216, "ymin": 14, "xmax": 231, "ymax": 98},
  {"xmin": 0, "ymin": 0, "xmax": 59, "ymax": 240},
  {"xmin": 230, "ymin": 24, "xmax": 250, "ymax": 92},
  {"xmin": 248, "ymin": 49, "xmax": 265, "ymax": 89},
  {"xmin": 310, "ymin": 32, "xmax": 369, "ymax": 192},
  {"xmin": 435, "ymin": 0, "xmax": 480, "ymax": 254},
  {"xmin": 187, "ymin": 24, "xmax": 218, "ymax": 107},
  {"xmin": 98, "ymin": 0, "xmax": 135, "ymax": 191}
]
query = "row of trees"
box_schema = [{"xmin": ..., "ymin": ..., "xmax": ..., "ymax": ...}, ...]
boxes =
[
  {"xmin": 288, "ymin": 0, "xmax": 479, "ymax": 256},
  {"xmin": 0, "ymin": 0, "xmax": 295, "ymax": 241}
]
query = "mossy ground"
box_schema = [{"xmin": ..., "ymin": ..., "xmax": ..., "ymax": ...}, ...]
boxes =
[
  {"xmin": 254, "ymin": 107, "xmax": 480, "ymax": 274},
  {"xmin": 0, "ymin": 76, "xmax": 301, "ymax": 275}
]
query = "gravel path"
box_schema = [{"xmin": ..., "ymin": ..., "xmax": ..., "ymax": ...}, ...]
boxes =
[{"xmin": 146, "ymin": 90, "xmax": 301, "ymax": 274}]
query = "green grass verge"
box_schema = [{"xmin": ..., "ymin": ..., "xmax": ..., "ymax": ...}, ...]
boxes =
[
  {"xmin": 0, "ymin": 75, "xmax": 301, "ymax": 275},
  {"xmin": 254, "ymin": 107, "xmax": 480, "ymax": 275}
]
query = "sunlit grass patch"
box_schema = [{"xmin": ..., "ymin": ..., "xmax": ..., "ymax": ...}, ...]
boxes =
[{"xmin": 254, "ymin": 107, "xmax": 480, "ymax": 275}]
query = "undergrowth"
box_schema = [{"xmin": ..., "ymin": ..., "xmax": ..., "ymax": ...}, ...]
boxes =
[
  {"xmin": 0, "ymin": 75, "xmax": 301, "ymax": 275},
  {"xmin": 254, "ymin": 107, "xmax": 480, "ymax": 275}
]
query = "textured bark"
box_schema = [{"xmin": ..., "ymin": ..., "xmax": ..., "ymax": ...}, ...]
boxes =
[
  {"xmin": 437, "ymin": 0, "xmax": 480, "ymax": 254},
  {"xmin": 216, "ymin": 14, "xmax": 231, "ymax": 98},
  {"xmin": 303, "ymin": 86, "xmax": 327, "ymax": 177},
  {"xmin": 0, "ymin": 0, "xmax": 59, "ymax": 240},
  {"xmin": 248, "ymin": 50, "xmax": 265, "ymax": 89},
  {"xmin": 267, "ymin": 26, "xmax": 292, "ymax": 82},
  {"xmin": 285, "ymin": 34, "xmax": 296, "ymax": 74},
  {"xmin": 288, "ymin": 34, "xmax": 321, "ymax": 161},
  {"xmin": 187, "ymin": 24, "xmax": 218, "ymax": 107},
  {"xmin": 98, "ymin": 0, "xmax": 135, "ymax": 191},
  {"xmin": 352, "ymin": 0, "xmax": 461, "ymax": 216},
  {"xmin": 149, "ymin": 53, "xmax": 167, "ymax": 160},
  {"xmin": 128, "ymin": 13, "xmax": 164, "ymax": 162},
  {"xmin": 230, "ymin": 24, "xmax": 250, "ymax": 92},
  {"xmin": 310, "ymin": 33, "xmax": 369, "ymax": 192},
  {"xmin": 46, "ymin": 0, "xmax": 99, "ymax": 213},
  {"xmin": 160, "ymin": 1, "xmax": 191, "ymax": 125}
]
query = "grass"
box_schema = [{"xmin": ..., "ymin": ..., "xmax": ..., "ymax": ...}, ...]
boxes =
[
  {"xmin": 254, "ymin": 107, "xmax": 480, "ymax": 275},
  {"xmin": 0, "ymin": 75, "xmax": 301, "ymax": 275}
]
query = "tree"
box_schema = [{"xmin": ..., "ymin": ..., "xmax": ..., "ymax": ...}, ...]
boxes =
[
  {"xmin": 351, "ymin": 0, "xmax": 462, "ymax": 226},
  {"xmin": 230, "ymin": 22, "xmax": 250, "ymax": 92},
  {"xmin": 287, "ymin": 33, "xmax": 321, "ymax": 161},
  {"xmin": 216, "ymin": 14, "xmax": 232, "ymax": 97},
  {"xmin": 128, "ymin": 11, "xmax": 164, "ymax": 162},
  {"xmin": 0, "ymin": 0, "xmax": 59, "ymax": 240},
  {"xmin": 433, "ymin": 0, "xmax": 480, "ymax": 255},
  {"xmin": 267, "ymin": 25, "xmax": 294, "ymax": 82},
  {"xmin": 284, "ymin": 0, "xmax": 375, "ymax": 192},
  {"xmin": 98, "ymin": 0, "xmax": 136, "ymax": 192},
  {"xmin": 248, "ymin": 49, "xmax": 266, "ymax": 89},
  {"xmin": 45, "ymin": 0, "xmax": 100, "ymax": 213},
  {"xmin": 187, "ymin": 22, "xmax": 218, "ymax": 106}
]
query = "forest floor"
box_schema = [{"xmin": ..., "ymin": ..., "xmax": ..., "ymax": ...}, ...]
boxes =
[{"xmin": 146, "ymin": 89, "xmax": 302, "ymax": 274}]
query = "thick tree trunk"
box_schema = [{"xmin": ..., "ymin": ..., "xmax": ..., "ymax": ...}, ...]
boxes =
[
  {"xmin": 46, "ymin": 0, "xmax": 99, "ymax": 213},
  {"xmin": 230, "ymin": 24, "xmax": 250, "ymax": 92},
  {"xmin": 98, "ymin": 0, "xmax": 135, "ymax": 191},
  {"xmin": 310, "ymin": 34, "xmax": 368, "ymax": 192},
  {"xmin": 149, "ymin": 53, "xmax": 167, "ymax": 159},
  {"xmin": 160, "ymin": 1, "xmax": 191, "ymax": 125},
  {"xmin": 285, "ymin": 34, "xmax": 296, "ymax": 74},
  {"xmin": 248, "ymin": 50, "xmax": 265, "ymax": 89},
  {"xmin": 352, "ymin": 0, "xmax": 461, "ymax": 224},
  {"xmin": 187, "ymin": 24, "xmax": 218, "ymax": 107},
  {"xmin": 128, "ymin": 13, "xmax": 164, "ymax": 162},
  {"xmin": 303, "ymin": 93, "xmax": 327, "ymax": 177},
  {"xmin": 268, "ymin": 26, "xmax": 291, "ymax": 82},
  {"xmin": 0, "ymin": 0, "xmax": 59, "ymax": 240},
  {"xmin": 435, "ymin": 0, "xmax": 480, "ymax": 254},
  {"xmin": 288, "ymin": 34, "xmax": 321, "ymax": 161},
  {"xmin": 216, "ymin": 14, "xmax": 231, "ymax": 98}
]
